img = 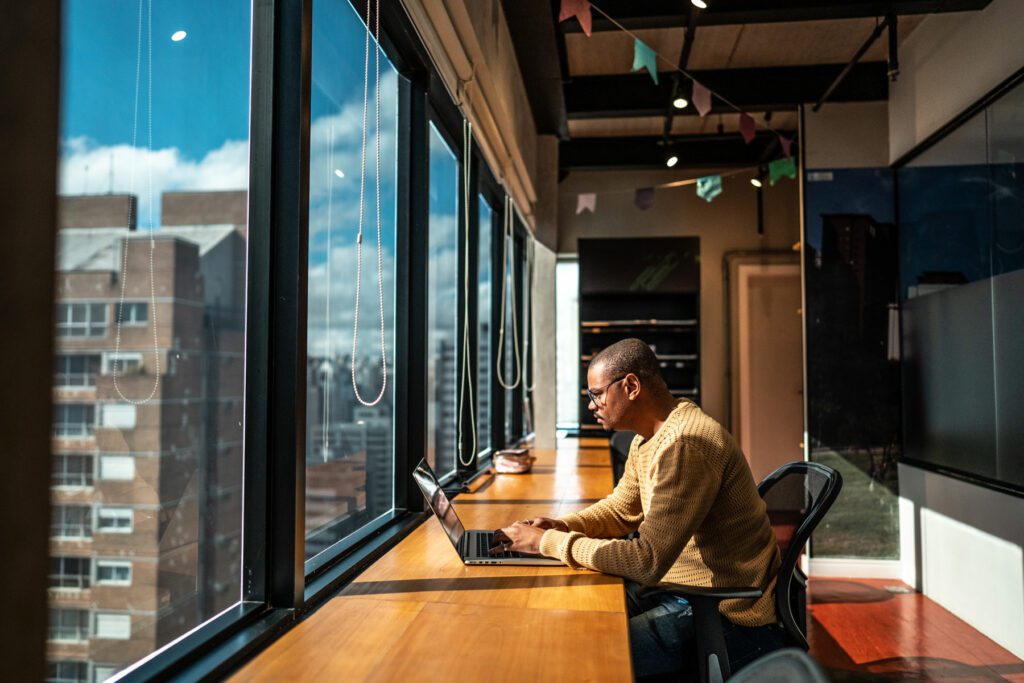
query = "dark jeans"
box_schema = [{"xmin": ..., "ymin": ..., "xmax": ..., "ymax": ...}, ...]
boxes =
[{"xmin": 625, "ymin": 581, "xmax": 785, "ymax": 680}]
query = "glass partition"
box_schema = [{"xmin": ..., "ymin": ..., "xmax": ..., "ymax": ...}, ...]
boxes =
[
  {"xmin": 304, "ymin": 0, "xmax": 398, "ymax": 563},
  {"xmin": 52, "ymin": 0, "xmax": 252, "ymax": 678}
]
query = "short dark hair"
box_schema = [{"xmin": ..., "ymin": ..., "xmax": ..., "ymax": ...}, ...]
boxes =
[{"xmin": 590, "ymin": 338, "xmax": 664, "ymax": 386}]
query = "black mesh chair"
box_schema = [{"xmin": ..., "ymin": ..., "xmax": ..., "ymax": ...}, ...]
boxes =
[
  {"xmin": 609, "ymin": 430, "xmax": 636, "ymax": 485},
  {"xmin": 663, "ymin": 462, "xmax": 843, "ymax": 683}
]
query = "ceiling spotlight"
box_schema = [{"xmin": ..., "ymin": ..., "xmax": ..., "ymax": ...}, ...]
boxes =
[
  {"xmin": 691, "ymin": 0, "xmax": 708, "ymax": 9},
  {"xmin": 666, "ymin": 154, "xmax": 679, "ymax": 168},
  {"xmin": 673, "ymin": 97, "xmax": 689, "ymax": 109},
  {"xmin": 750, "ymin": 177, "xmax": 763, "ymax": 188},
  {"xmin": 171, "ymin": 30, "xmax": 187, "ymax": 42}
]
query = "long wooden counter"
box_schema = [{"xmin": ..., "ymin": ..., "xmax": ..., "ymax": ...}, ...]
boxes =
[{"xmin": 231, "ymin": 440, "xmax": 633, "ymax": 682}]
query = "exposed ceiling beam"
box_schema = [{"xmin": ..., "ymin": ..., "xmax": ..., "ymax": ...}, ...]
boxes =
[
  {"xmin": 566, "ymin": 62, "xmax": 888, "ymax": 119},
  {"xmin": 560, "ymin": 131, "xmax": 796, "ymax": 171},
  {"xmin": 501, "ymin": 0, "xmax": 568, "ymax": 138},
  {"xmin": 561, "ymin": 0, "xmax": 992, "ymax": 32}
]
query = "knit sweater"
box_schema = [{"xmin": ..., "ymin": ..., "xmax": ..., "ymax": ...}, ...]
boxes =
[{"xmin": 539, "ymin": 399, "xmax": 781, "ymax": 627}]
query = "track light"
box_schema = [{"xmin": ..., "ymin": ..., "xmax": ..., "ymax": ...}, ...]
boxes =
[
  {"xmin": 691, "ymin": 0, "xmax": 708, "ymax": 9},
  {"xmin": 750, "ymin": 177, "xmax": 762, "ymax": 188},
  {"xmin": 673, "ymin": 97, "xmax": 688, "ymax": 109},
  {"xmin": 751, "ymin": 165, "xmax": 766, "ymax": 188},
  {"xmin": 666, "ymin": 154, "xmax": 679, "ymax": 168}
]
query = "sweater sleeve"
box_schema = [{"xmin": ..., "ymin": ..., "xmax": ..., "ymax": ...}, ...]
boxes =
[
  {"xmin": 548, "ymin": 433, "xmax": 723, "ymax": 585},
  {"xmin": 557, "ymin": 441, "xmax": 643, "ymax": 539}
]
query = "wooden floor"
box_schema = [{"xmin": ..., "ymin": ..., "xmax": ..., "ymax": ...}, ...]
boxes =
[{"xmin": 809, "ymin": 578, "xmax": 1024, "ymax": 682}]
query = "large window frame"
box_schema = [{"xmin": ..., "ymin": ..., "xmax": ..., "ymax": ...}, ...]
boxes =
[{"xmin": 79, "ymin": 1, "xmax": 536, "ymax": 680}]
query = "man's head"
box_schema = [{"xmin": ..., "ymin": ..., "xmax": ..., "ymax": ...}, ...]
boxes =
[{"xmin": 586, "ymin": 338, "xmax": 670, "ymax": 431}]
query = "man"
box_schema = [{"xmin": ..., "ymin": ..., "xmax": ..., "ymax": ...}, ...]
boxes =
[{"xmin": 491, "ymin": 338, "xmax": 783, "ymax": 678}]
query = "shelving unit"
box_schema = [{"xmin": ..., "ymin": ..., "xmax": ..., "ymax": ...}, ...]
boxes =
[{"xmin": 577, "ymin": 237, "xmax": 701, "ymax": 431}]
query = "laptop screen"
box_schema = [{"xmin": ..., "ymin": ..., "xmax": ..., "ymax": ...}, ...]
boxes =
[{"xmin": 413, "ymin": 460, "xmax": 465, "ymax": 548}]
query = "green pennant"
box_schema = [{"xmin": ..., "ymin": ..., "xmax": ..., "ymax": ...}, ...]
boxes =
[
  {"xmin": 769, "ymin": 156, "xmax": 796, "ymax": 185},
  {"xmin": 632, "ymin": 39, "xmax": 659, "ymax": 85},
  {"xmin": 696, "ymin": 175, "xmax": 722, "ymax": 202}
]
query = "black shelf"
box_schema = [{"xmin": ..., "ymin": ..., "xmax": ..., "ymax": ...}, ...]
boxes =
[{"xmin": 576, "ymin": 237, "xmax": 701, "ymax": 429}]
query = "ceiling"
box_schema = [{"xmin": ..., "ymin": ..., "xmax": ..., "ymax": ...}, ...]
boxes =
[{"xmin": 501, "ymin": 0, "xmax": 993, "ymax": 171}]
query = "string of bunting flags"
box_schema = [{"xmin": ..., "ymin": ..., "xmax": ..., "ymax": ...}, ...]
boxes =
[{"xmin": 561, "ymin": 0, "xmax": 798, "ymax": 211}]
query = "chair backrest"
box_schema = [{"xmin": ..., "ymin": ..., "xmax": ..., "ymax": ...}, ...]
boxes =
[
  {"xmin": 757, "ymin": 462, "xmax": 843, "ymax": 650},
  {"xmin": 609, "ymin": 431, "xmax": 636, "ymax": 484},
  {"xmin": 729, "ymin": 648, "xmax": 830, "ymax": 683}
]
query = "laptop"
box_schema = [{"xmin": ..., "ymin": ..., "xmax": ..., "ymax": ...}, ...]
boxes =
[{"xmin": 413, "ymin": 459, "xmax": 563, "ymax": 566}]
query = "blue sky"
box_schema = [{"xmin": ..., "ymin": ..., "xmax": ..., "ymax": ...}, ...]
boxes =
[{"xmin": 62, "ymin": 0, "xmax": 251, "ymax": 159}]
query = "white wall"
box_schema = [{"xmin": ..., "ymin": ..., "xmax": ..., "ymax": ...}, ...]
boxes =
[
  {"xmin": 530, "ymin": 242, "xmax": 557, "ymax": 448},
  {"xmin": 891, "ymin": 0, "xmax": 1024, "ymax": 656},
  {"xmin": 804, "ymin": 101, "xmax": 889, "ymax": 169},
  {"xmin": 889, "ymin": 0, "xmax": 1024, "ymax": 162},
  {"xmin": 558, "ymin": 168, "xmax": 800, "ymax": 425}
]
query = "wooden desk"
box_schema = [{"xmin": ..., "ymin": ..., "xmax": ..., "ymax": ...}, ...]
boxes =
[{"xmin": 231, "ymin": 442, "xmax": 633, "ymax": 682}]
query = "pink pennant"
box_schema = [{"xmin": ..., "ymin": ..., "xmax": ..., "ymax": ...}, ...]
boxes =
[
  {"xmin": 559, "ymin": 0, "xmax": 592, "ymax": 37},
  {"xmin": 780, "ymin": 135, "xmax": 793, "ymax": 158},
  {"xmin": 576, "ymin": 193, "xmax": 596, "ymax": 214},
  {"xmin": 692, "ymin": 80, "xmax": 711, "ymax": 117},
  {"xmin": 739, "ymin": 114, "xmax": 756, "ymax": 144}
]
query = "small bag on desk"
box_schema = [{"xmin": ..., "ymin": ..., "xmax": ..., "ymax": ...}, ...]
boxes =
[{"xmin": 493, "ymin": 448, "xmax": 535, "ymax": 474}]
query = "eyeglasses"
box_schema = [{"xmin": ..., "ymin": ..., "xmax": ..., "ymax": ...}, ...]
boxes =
[{"xmin": 586, "ymin": 375, "xmax": 627, "ymax": 406}]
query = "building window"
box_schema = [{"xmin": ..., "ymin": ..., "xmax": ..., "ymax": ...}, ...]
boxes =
[
  {"xmin": 91, "ymin": 666, "xmax": 119, "ymax": 683},
  {"xmin": 54, "ymin": 354, "xmax": 100, "ymax": 388},
  {"xmin": 54, "ymin": 404, "xmax": 95, "ymax": 438},
  {"xmin": 303, "ymin": 0, "xmax": 398, "ymax": 564},
  {"xmin": 94, "ymin": 613, "xmax": 131, "ymax": 640},
  {"xmin": 47, "ymin": 660, "xmax": 89, "ymax": 683},
  {"xmin": 51, "ymin": 505, "xmax": 92, "ymax": 539},
  {"xmin": 98, "ymin": 455, "xmax": 134, "ymax": 481},
  {"xmin": 477, "ymin": 196, "xmax": 493, "ymax": 453},
  {"xmin": 52, "ymin": 454, "xmax": 94, "ymax": 487},
  {"xmin": 95, "ymin": 561, "xmax": 132, "ymax": 586},
  {"xmin": 427, "ymin": 122, "xmax": 460, "ymax": 477},
  {"xmin": 114, "ymin": 302, "xmax": 148, "ymax": 325},
  {"xmin": 100, "ymin": 404, "xmax": 136, "ymax": 430},
  {"xmin": 101, "ymin": 352, "xmax": 142, "ymax": 376},
  {"xmin": 56, "ymin": 303, "xmax": 107, "ymax": 338},
  {"xmin": 95, "ymin": 507, "xmax": 132, "ymax": 534},
  {"xmin": 48, "ymin": 609, "xmax": 90, "ymax": 642},
  {"xmin": 50, "ymin": 557, "xmax": 92, "ymax": 590}
]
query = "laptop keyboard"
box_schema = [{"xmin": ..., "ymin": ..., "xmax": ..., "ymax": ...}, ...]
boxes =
[{"xmin": 475, "ymin": 531, "xmax": 524, "ymax": 559}]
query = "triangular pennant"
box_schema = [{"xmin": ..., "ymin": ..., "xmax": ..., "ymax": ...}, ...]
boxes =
[
  {"xmin": 692, "ymin": 80, "xmax": 712, "ymax": 117},
  {"xmin": 558, "ymin": 0, "xmax": 592, "ymax": 37},
  {"xmin": 632, "ymin": 39, "xmax": 659, "ymax": 85},
  {"xmin": 696, "ymin": 175, "xmax": 723, "ymax": 202},
  {"xmin": 576, "ymin": 192, "xmax": 596, "ymax": 214},
  {"xmin": 769, "ymin": 157, "xmax": 797, "ymax": 185},
  {"xmin": 739, "ymin": 114, "xmax": 756, "ymax": 144},
  {"xmin": 634, "ymin": 187, "xmax": 655, "ymax": 211},
  {"xmin": 780, "ymin": 135, "xmax": 793, "ymax": 158}
]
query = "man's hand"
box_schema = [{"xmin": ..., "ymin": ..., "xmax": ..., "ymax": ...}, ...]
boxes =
[
  {"xmin": 521, "ymin": 517, "xmax": 569, "ymax": 532},
  {"xmin": 489, "ymin": 522, "xmax": 548, "ymax": 555}
]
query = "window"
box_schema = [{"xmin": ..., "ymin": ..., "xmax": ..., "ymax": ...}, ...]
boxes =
[
  {"xmin": 47, "ymin": 661, "xmax": 89, "ymax": 683},
  {"xmin": 94, "ymin": 613, "xmax": 131, "ymax": 640},
  {"xmin": 51, "ymin": 0, "xmax": 251, "ymax": 676},
  {"xmin": 56, "ymin": 303, "xmax": 107, "ymax": 338},
  {"xmin": 50, "ymin": 557, "xmax": 91, "ymax": 590},
  {"xmin": 477, "ymin": 196, "xmax": 493, "ymax": 452},
  {"xmin": 95, "ymin": 561, "xmax": 132, "ymax": 586},
  {"xmin": 55, "ymin": 355, "xmax": 100, "ymax": 388},
  {"xmin": 100, "ymin": 404, "xmax": 136, "ymax": 430},
  {"xmin": 95, "ymin": 507, "xmax": 132, "ymax": 534},
  {"xmin": 54, "ymin": 404, "xmax": 95, "ymax": 438},
  {"xmin": 114, "ymin": 302, "xmax": 148, "ymax": 325},
  {"xmin": 503, "ymin": 230, "xmax": 518, "ymax": 445},
  {"xmin": 555, "ymin": 259, "xmax": 580, "ymax": 429},
  {"xmin": 51, "ymin": 505, "xmax": 92, "ymax": 539},
  {"xmin": 49, "ymin": 609, "xmax": 89, "ymax": 642},
  {"xmin": 303, "ymin": 0, "xmax": 399, "ymax": 564},
  {"xmin": 98, "ymin": 455, "xmax": 134, "ymax": 481},
  {"xmin": 427, "ymin": 122, "xmax": 460, "ymax": 477},
  {"xmin": 92, "ymin": 666, "xmax": 119, "ymax": 683},
  {"xmin": 52, "ymin": 454, "xmax": 93, "ymax": 487}
]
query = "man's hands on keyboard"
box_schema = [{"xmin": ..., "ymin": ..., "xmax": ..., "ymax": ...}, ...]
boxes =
[{"xmin": 489, "ymin": 518, "xmax": 564, "ymax": 556}]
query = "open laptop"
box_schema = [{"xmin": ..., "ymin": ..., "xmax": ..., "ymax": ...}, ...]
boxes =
[{"xmin": 413, "ymin": 459, "xmax": 563, "ymax": 566}]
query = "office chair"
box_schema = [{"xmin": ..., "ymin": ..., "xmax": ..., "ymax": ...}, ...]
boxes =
[
  {"xmin": 663, "ymin": 461, "xmax": 843, "ymax": 683},
  {"xmin": 609, "ymin": 430, "xmax": 636, "ymax": 485},
  {"xmin": 729, "ymin": 648, "xmax": 830, "ymax": 683}
]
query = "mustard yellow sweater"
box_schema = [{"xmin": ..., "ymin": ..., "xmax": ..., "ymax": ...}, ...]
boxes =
[{"xmin": 539, "ymin": 400, "xmax": 781, "ymax": 626}]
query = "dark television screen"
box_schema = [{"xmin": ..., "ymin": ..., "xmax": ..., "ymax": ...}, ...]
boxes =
[{"xmin": 579, "ymin": 237, "xmax": 699, "ymax": 295}]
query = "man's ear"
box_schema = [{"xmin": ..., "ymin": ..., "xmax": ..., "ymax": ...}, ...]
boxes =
[{"xmin": 625, "ymin": 373, "xmax": 642, "ymax": 400}]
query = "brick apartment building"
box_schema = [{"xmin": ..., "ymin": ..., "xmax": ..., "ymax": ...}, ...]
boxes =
[{"xmin": 48, "ymin": 191, "xmax": 246, "ymax": 683}]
